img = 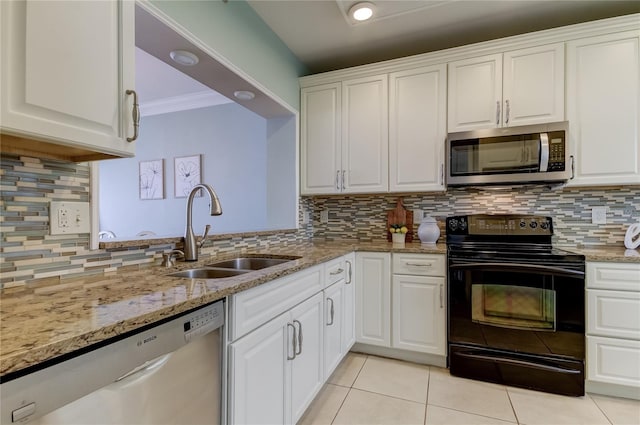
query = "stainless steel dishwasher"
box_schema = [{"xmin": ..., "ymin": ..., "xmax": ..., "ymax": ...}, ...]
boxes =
[{"xmin": 1, "ymin": 300, "xmax": 225, "ymax": 424}]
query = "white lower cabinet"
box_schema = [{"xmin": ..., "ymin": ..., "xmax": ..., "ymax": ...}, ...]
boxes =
[
  {"xmin": 229, "ymin": 292, "xmax": 324, "ymax": 425},
  {"xmin": 355, "ymin": 252, "xmax": 391, "ymax": 347},
  {"xmin": 355, "ymin": 252, "xmax": 447, "ymax": 360},
  {"xmin": 228, "ymin": 254, "xmax": 356, "ymax": 424},
  {"xmin": 392, "ymin": 275, "xmax": 445, "ymax": 355},
  {"xmin": 586, "ymin": 261, "xmax": 640, "ymax": 398},
  {"xmin": 324, "ymin": 280, "xmax": 344, "ymax": 378}
]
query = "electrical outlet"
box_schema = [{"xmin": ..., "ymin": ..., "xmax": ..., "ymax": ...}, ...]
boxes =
[
  {"xmin": 301, "ymin": 211, "xmax": 310, "ymax": 224},
  {"xmin": 591, "ymin": 206, "xmax": 607, "ymax": 225},
  {"xmin": 623, "ymin": 207, "xmax": 636, "ymax": 217},
  {"xmin": 50, "ymin": 201, "xmax": 90, "ymax": 234},
  {"xmin": 320, "ymin": 210, "xmax": 329, "ymax": 223},
  {"xmin": 413, "ymin": 209, "xmax": 424, "ymax": 223}
]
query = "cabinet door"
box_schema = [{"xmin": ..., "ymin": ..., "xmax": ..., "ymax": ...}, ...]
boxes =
[
  {"xmin": 342, "ymin": 75, "xmax": 389, "ymax": 193},
  {"xmin": 355, "ymin": 252, "xmax": 391, "ymax": 347},
  {"xmin": 503, "ymin": 43, "xmax": 564, "ymax": 126},
  {"xmin": 300, "ymin": 83, "xmax": 342, "ymax": 194},
  {"xmin": 324, "ymin": 281, "xmax": 344, "ymax": 378},
  {"xmin": 392, "ymin": 275, "xmax": 446, "ymax": 355},
  {"xmin": 567, "ymin": 31, "xmax": 640, "ymax": 186},
  {"xmin": 389, "ymin": 65, "xmax": 447, "ymax": 192},
  {"xmin": 448, "ymin": 54, "xmax": 502, "ymax": 132},
  {"xmin": 290, "ymin": 293, "xmax": 325, "ymax": 424},
  {"xmin": 0, "ymin": 0, "xmax": 135, "ymax": 158},
  {"xmin": 588, "ymin": 289, "xmax": 640, "ymax": 341},
  {"xmin": 229, "ymin": 313, "xmax": 291, "ymax": 425},
  {"xmin": 587, "ymin": 336, "xmax": 640, "ymax": 387},
  {"xmin": 342, "ymin": 254, "xmax": 356, "ymax": 352}
]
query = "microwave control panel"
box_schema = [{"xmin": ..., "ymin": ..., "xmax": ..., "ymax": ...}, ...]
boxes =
[{"xmin": 547, "ymin": 132, "xmax": 566, "ymax": 171}]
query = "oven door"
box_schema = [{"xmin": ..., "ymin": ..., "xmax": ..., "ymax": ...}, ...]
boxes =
[{"xmin": 447, "ymin": 258, "xmax": 585, "ymax": 396}]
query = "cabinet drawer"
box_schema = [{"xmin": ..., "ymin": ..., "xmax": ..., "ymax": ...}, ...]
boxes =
[
  {"xmin": 587, "ymin": 336, "xmax": 640, "ymax": 387},
  {"xmin": 587, "ymin": 289, "xmax": 640, "ymax": 340},
  {"xmin": 325, "ymin": 257, "xmax": 346, "ymax": 287},
  {"xmin": 229, "ymin": 265, "xmax": 323, "ymax": 340},
  {"xmin": 393, "ymin": 253, "xmax": 445, "ymax": 276},
  {"xmin": 587, "ymin": 262, "xmax": 640, "ymax": 291}
]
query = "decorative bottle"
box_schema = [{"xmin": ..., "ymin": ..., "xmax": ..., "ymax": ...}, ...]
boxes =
[{"xmin": 417, "ymin": 216, "xmax": 440, "ymax": 245}]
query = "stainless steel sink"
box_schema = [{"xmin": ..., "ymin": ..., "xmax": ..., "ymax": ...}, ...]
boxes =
[
  {"xmin": 206, "ymin": 256, "xmax": 300, "ymax": 271},
  {"xmin": 167, "ymin": 268, "xmax": 248, "ymax": 279}
]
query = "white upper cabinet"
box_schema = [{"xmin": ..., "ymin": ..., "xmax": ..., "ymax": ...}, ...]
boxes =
[
  {"xmin": 300, "ymin": 83, "xmax": 342, "ymax": 194},
  {"xmin": 566, "ymin": 31, "xmax": 640, "ymax": 187},
  {"xmin": 503, "ymin": 43, "xmax": 565, "ymax": 127},
  {"xmin": 0, "ymin": 0, "xmax": 136, "ymax": 161},
  {"xmin": 448, "ymin": 43, "xmax": 565, "ymax": 132},
  {"xmin": 300, "ymin": 75, "xmax": 388, "ymax": 195},
  {"xmin": 342, "ymin": 75, "xmax": 389, "ymax": 193},
  {"xmin": 389, "ymin": 64, "xmax": 447, "ymax": 192},
  {"xmin": 448, "ymin": 54, "xmax": 503, "ymax": 132}
]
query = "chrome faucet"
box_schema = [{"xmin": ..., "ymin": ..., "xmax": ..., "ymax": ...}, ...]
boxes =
[{"xmin": 184, "ymin": 184, "xmax": 222, "ymax": 261}]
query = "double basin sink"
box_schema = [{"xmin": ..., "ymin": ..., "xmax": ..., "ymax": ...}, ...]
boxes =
[{"xmin": 167, "ymin": 256, "xmax": 300, "ymax": 279}]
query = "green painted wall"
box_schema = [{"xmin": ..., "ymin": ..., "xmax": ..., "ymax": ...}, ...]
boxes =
[{"xmin": 150, "ymin": 0, "xmax": 307, "ymax": 111}]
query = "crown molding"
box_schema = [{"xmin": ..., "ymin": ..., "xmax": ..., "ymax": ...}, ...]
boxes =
[{"xmin": 140, "ymin": 91, "xmax": 232, "ymax": 117}]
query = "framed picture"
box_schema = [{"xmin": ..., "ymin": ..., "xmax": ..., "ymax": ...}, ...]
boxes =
[
  {"xmin": 174, "ymin": 154, "xmax": 202, "ymax": 198},
  {"xmin": 139, "ymin": 159, "xmax": 164, "ymax": 200}
]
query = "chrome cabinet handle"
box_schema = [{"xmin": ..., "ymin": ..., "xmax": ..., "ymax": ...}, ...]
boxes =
[
  {"xmin": 287, "ymin": 323, "xmax": 297, "ymax": 360},
  {"xmin": 439, "ymin": 284, "xmax": 444, "ymax": 309},
  {"xmin": 125, "ymin": 89, "xmax": 140, "ymax": 142},
  {"xmin": 406, "ymin": 262, "xmax": 432, "ymax": 267},
  {"xmin": 346, "ymin": 260, "xmax": 352, "ymax": 284},
  {"xmin": 330, "ymin": 268, "xmax": 344, "ymax": 276},
  {"xmin": 496, "ymin": 101, "xmax": 500, "ymax": 125},
  {"xmin": 505, "ymin": 99, "xmax": 510, "ymax": 124},
  {"xmin": 440, "ymin": 163, "xmax": 444, "ymax": 185},
  {"xmin": 341, "ymin": 170, "xmax": 346, "ymax": 191},
  {"xmin": 293, "ymin": 319, "xmax": 302, "ymax": 355},
  {"xmin": 570, "ymin": 155, "xmax": 575, "ymax": 180},
  {"xmin": 336, "ymin": 170, "xmax": 341, "ymax": 191},
  {"xmin": 327, "ymin": 298, "xmax": 335, "ymax": 326}
]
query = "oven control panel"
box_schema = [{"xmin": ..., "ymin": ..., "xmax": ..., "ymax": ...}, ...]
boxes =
[{"xmin": 447, "ymin": 215, "xmax": 553, "ymax": 236}]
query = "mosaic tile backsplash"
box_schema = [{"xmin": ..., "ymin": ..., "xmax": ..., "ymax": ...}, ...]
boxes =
[
  {"xmin": 305, "ymin": 186, "xmax": 640, "ymax": 247},
  {"xmin": 1, "ymin": 154, "xmax": 638, "ymax": 288}
]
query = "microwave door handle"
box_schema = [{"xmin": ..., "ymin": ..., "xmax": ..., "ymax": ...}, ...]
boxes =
[{"xmin": 539, "ymin": 132, "xmax": 549, "ymax": 172}]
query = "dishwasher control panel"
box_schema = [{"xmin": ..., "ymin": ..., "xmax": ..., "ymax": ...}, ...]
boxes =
[{"xmin": 183, "ymin": 301, "xmax": 224, "ymax": 342}]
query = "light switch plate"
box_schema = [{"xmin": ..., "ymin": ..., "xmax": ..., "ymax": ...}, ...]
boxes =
[
  {"xmin": 50, "ymin": 201, "xmax": 91, "ymax": 234},
  {"xmin": 591, "ymin": 206, "xmax": 607, "ymax": 225},
  {"xmin": 320, "ymin": 210, "xmax": 329, "ymax": 223}
]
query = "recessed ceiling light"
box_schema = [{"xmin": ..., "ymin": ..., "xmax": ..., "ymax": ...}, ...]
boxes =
[
  {"xmin": 349, "ymin": 2, "xmax": 375, "ymax": 21},
  {"xmin": 169, "ymin": 49, "xmax": 199, "ymax": 66},
  {"xmin": 234, "ymin": 90, "xmax": 255, "ymax": 101}
]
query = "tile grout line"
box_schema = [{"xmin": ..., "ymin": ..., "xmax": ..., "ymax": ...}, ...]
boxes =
[
  {"xmin": 587, "ymin": 393, "xmax": 615, "ymax": 425},
  {"xmin": 505, "ymin": 387, "xmax": 522, "ymax": 425},
  {"xmin": 330, "ymin": 353, "xmax": 369, "ymax": 425}
]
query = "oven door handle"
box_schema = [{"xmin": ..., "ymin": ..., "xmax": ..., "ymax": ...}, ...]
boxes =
[
  {"xmin": 449, "ymin": 262, "xmax": 584, "ymax": 277},
  {"xmin": 454, "ymin": 351, "xmax": 582, "ymax": 374}
]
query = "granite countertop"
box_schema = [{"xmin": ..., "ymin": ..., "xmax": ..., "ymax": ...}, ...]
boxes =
[
  {"xmin": 0, "ymin": 240, "xmax": 445, "ymax": 379},
  {"xmin": 1, "ymin": 239, "xmax": 635, "ymax": 380}
]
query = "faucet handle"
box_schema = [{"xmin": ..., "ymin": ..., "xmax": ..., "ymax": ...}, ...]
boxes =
[{"xmin": 198, "ymin": 225, "xmax": 211, "ymax": 248}]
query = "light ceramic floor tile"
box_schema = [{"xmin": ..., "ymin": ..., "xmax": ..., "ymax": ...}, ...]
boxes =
[
  {"xmin": 298, "ymin": 384, "xmax": 349, "ymax": 425},
  {"xmin": 352, "ymin": 355, "xmax": 430, "ymax": 403},
  {"xmin": 333, "ymin": 388, "xmax": 426, "ymax": 425},
  {"xmin": 328, "ymin": 352, "xmax": 367, "ymax": 387},
  {"xmin": 590, "ymin": 394, "xmax": 640, "ymax": 425},
  {"xmin": 427, "ymin": 367, "xmax": 517, "ymax": 422},
  {"xmin": 426, "ymin": 405, "xmax": 518, "ymax": 425},
  {"xmin": 508, "ymin": 387, "xmax": 610, "ymax": 425}
]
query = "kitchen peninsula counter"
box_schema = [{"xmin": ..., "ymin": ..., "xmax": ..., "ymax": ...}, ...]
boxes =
[{"xmin": 0, "ymin": 240, "xmax": 445, "ymax": 379}]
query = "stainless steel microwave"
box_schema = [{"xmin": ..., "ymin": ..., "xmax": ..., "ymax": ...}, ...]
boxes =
[{"xmin": 446, "ymin": 121, "xmax": 570, "ymax": 186}]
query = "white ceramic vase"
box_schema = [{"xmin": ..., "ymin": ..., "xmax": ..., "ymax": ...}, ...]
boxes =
[{"xmin": 418, "ymin": 216, "xmax": 440, "ymax": 245}]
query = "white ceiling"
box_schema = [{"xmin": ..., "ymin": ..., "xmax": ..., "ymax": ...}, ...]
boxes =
[
  {"xmin": 136, "ymin": 1, "xmax": 638, "ymax": 115},
  {"xmin": 248, "ymin": 0, "xmax": 640, "ymax": 73}
]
